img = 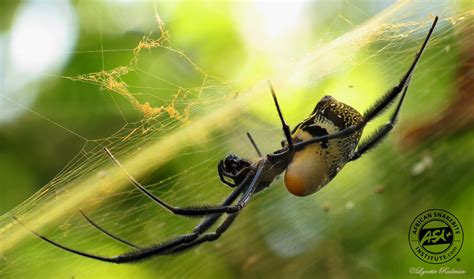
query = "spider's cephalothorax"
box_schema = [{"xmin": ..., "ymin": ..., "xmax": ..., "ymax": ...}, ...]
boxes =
[
  {"xmin": 219, "ymin": 153, "xmax": 288, "ymax": 194},
  {"xmin": 13, "ymin": 17, "xmax": 438, "ymax": 263},
  {"xmin": 284, "ymin": 96, "xmax": 363, "ymax": 196}
]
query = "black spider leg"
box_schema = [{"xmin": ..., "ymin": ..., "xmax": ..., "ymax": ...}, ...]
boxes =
[
  {"xmin": 168, "ymin": 159, "xmax": 271, "ymax": 254},
  {"xmin": 169, "ymin": 161, "xmax": 264, "ymax": 216},
  {"xmin": 293, "ymin": 16, "xmax": 438, "ymax": 152},
  {"xmin": 165, "ymin": 165, "xmax": 265, "ymax": 255},
  {"xmin": 112, "ymin": 165, "xmax": 263, "ymax": 262},
  {"xmin": 105, "ymin": 147, "xmax": 263, "ymax": 217},
  {"xmin": 349, "ymin": 85, "xmax": 409, "ymax": 161},
  {"xmin": 167, "ymin": 211, "xmax": 240, "ymax": 255},
  {"xmin": 163, "ymin": 170, "xmax": 257, "ymax": 253},
  {"xmin": 13, "ymin": 168, "xmax": 260, "ymax": 263},
  {"xmin": 246, "ymin": 132, "xmax": 262, "ymax": 157},
  {"xmin": 78, "ymin": 209, "xmax": 141, "ymax": 249},
  {"xmin": 267, "ymin": 80, "xmax": 294, "ymax": 151}
]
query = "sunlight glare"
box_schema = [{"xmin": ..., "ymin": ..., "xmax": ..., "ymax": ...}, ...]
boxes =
[
  {"xmin": 0, "ymin": 1, "xmax": 78, "ymax": 123},
  {"xmin": 233, "ymin": 1, "xmax": 312, "ymax": 68},
  {"xmin": 10, "ymin": 1, "xmax": 77, "ymax": 77}
]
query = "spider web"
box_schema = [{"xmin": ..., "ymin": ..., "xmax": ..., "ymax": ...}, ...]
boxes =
[{"xmin": 1, "ymin": 1, "xmax": 473, "ymax": 278}]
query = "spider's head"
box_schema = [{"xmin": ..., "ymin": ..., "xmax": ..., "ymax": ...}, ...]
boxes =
[
  {"xmin": 218, "ymin": 154, "xmax": 253, "ymax": 187},
  {"xmin": 221, "ymin": 154, "xmax": 251, "ymax": 175}
]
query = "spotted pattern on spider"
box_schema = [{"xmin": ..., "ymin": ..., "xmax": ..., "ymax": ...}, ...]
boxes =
[{"xmin": 284, "ymin": 96, "xmax": 363, "ymax": 196}]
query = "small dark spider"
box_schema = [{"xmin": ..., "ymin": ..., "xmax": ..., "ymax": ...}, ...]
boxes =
[{"xmin": 14, "ymin": 17, "xmax": 438, "ymax": 263}]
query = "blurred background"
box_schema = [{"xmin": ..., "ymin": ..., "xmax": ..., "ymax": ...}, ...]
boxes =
[{"xmin": 0, "ymin": 0, "xmax": 473, "ymax": 278}]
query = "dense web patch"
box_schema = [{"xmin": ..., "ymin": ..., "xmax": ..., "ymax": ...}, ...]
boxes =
[
  {"xmin": 0, "ymin": 2, "xmax": 473, "ymax": 278},
  {"xmin": 65, "ymin": 15, "xmax": 225, "ymax": 121}
]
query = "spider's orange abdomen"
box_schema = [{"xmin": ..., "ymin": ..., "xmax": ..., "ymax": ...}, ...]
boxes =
[
  {"xmin": 284, "ymin": 144, "xmax": 328, "ymax": 196},
  {"xmin": 282, "ymin": 95, "xmax": 364, "ymax": 197}
]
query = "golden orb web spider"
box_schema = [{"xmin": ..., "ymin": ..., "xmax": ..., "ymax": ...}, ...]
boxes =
[{"xmin": 14, "ymin": 17, "xmax": 438, "ymax": 263}]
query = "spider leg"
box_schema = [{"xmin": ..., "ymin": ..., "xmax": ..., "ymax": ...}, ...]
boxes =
[
  {"xmin": 189, "ymin": 172, "xmax": 251, "ymax": 232},
  {"xmin": 79, "ymin": 209, "xmax": 141, "ymax": 249},
  {"xmin": 349, "ymin": 86, "xmax": 409, "ymax": 161},
  {"xmin": 246, "ymin": 132, "xmax": 262, "ymax": 157},
  {"xmin": 160, "ymin": 162, "xmax": 264, "ymax": 216},
  {"xmin": 13, "ymin": 216, "xmax": 124, "ymax": 263},
  {"xmin": 167, "ymin": 213, "xmax": 240, "ymax": 255},
  {"xmin": 361, "ymin": 16, "xmax": 438, "ymax": 122},
  {"xmin": 110, "ymin": 171, "xmax": 260, "ymax": 261},
  {"xmin": 106, "ymin": 147, "xmax": 263, "ymax": 217},
  {"xmin": 167, "ymin": 168, "xmax": 265, "ymax": 254},
  {"xmin": 13, "ymin": 172, "xmax": 253, "ymax": 263},
  {"xmin": 104, "ymin": 148, "xmax": 260, "ymax": 217},
  {"xmin": 268, "ymin": 81, "xmax": 294, "ymax": 151},
  {"xmin": 294, "ymin": 16, "xmax": 438, "ymax": 151},
  {"xmin": 157, "ymin": 168, "xmax": 260, "ymax": 255},
  {"xmin": 112, "ymin": 169, "xmax": 263, "ymax": 260}
]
